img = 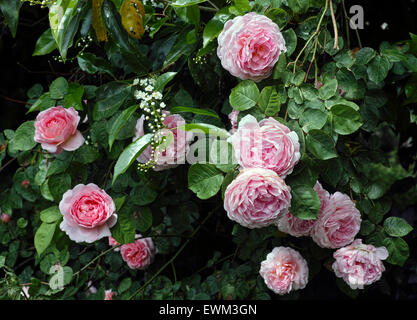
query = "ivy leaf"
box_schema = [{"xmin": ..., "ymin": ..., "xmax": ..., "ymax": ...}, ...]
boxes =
[
  {"xmin": 229, "ymin": 80, "xmax": 260, "ymax": 111},
  {"xmin": 306, "ymin": 129, "xmax": 337, "ymax": 160},
  {"xmin": 188, "ymin": 164, "xmax": 224, "ymax": 200},
  {"xmin": 383, "ymin": 217, "xmax": 413, "ymax": 237},
  {"xmin": 113, "ymin": 134, "xmax": 153, "ymax": 184},
  {"xmin": 331, "ymin": 104, "xmax": 363, "ymax": 135},
  {"xmin": 34, "ymin": 222, "xmax": 57, "ymax": 256}
]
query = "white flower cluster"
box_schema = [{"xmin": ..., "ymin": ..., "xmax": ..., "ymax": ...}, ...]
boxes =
[
  {"xmin": 142, "ymin": 0, "xmax": 165, "ymax": 9},
  {"xmin": 20, "ymin": 0, "xmax": 54, "ymax": 8}
]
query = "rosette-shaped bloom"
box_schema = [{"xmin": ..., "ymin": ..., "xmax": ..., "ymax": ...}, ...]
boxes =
[
  {"xmin": 34, "ymin": 106, "xmax": 85, "ymax": 154},
  {"xmin": 276, "ymin": 181, "xmax": 330, "ymax": 237},
  {"xmin": 217, "ymin": 12, "xmax": 286, "ymax": 82},
  {"xmin": 224, "ymin": 168, "xmax": 291, "ymax": 228},
  {"xmin": 120, "ymin": 235, "xmax": 157, "ymax": 270},
  {"xmin": 259, "ymin": 247, "xmax": 309, "ymax": 295},
  {"xmin": 311, "ymin": 192, "xmax": 361, "ymax": 249},
  {"xmin": 59, "ymin": 184, "xmax": 117, "ymax": 243},
  {"xmin": 228, "ymin": 115, "xmax": 300, "ymax": 178},
  {"xmin": 332, "ymin": 239, "xmax": 389, "ymax": 289},
  {"xmin": 134, "ymin": 112, "xmax": 193, "ymax": 171}
]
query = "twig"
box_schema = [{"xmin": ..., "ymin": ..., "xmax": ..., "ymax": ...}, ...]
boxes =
[
  {"xmin": 0, "ymin": 95, "xmax": 31, "ymax": 106},
  {"xmin": 329, "ymin": 0, "xmax": 339, "ymax": 50},
  {"xmin": 128, "ymin": 206, "xmax": 220, "ymax": 300},
  {"xmin": 207, "ymin": 0, "xmax": 219, "ymax": 10},
  {"xmin": 0, "ymin": 158, "xmax": 16, "ymax": 173}
]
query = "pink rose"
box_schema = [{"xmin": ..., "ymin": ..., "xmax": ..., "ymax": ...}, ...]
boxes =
[
  {"xmin": 1, "ymin": 213, "xmax": 10, "ymax": 224},
  {"xmin": 259, "ymin": 247, "xmax": 309, "ymax": 295},
  {"xmin": 228, "ymin": 110, "xmax": 239, "ymax": 133},
  {"xmin": 228, "ymin": 115, "xmax": 300, "ymax": 178},
  {"xmin": 276, "ymin": 182, "xmax": 330, "ymax": 237},
  {"xmin": 34, "ymin": 106, "xmax": 85, "ymax": 154},
  {"xmin": 224, "ymin": 168, "xmax": 291, "ymax": 228},
  {"xmin": 104, "ymin": 289, "xmax": 116, "ymax": 300},
  {"xmin": 311, "ymin": 192, "xmax": 361, "ymax": 249},
  {"xmin": 108, "ymin": 236, "xmax": 121, "ymax": 251},
  {"xmin": 134, "ymin": 112, "xmax": 193, "ymax": 171},
  {"xmin": 120, "ymin": 235, "xmax": 157, "ymax": 270},
  {"xmin": 59, "ymin": 183, "xmax": 117, "ymax": 243},
  {"xmin": 332, "ymin": 239, "xmax": 388, "ymax": 289},
  {"xmin": 217, "ymin": 12, "xmax": 286, "ymax": 82}
]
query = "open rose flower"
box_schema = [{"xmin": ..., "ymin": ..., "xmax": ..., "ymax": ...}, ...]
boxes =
[
  {"xmin": 120, "ymin": 235, "xmax": 157, "ymax": 270},
  {"xmin": 224, "ymin": 168, "xmax": 291, "ymax": 228},
  {"xmin": 34, "ymin": 106, "xmax": 84, "ymax": 154},
  {"xmin": 276, "ymin": 182, "xmax": 330, "ymax": 237},
  {"xmin": 134, "ymin": 112, "xmax": 193, "ymax": 171},
  {"xmin": 332, "ymin": 239, "xmax": 389, "ymax": 289},
  {"xmin": 59, "ymin": 183, "xmax": 117, "ymax": 243},
  {"xmin": 228, "ymin": 115, "xmax": 300, "ymax": 178},
  {"xmin": 259, "ymin": 247, "xmax": 309, "ymax": 295},
  {"xmin": 311, "ymin": 192, "xmax": 361, "ymax": 249},
  {"xmin": 217, "ymin": 12, "xmax": 286, "ymax": 82}
]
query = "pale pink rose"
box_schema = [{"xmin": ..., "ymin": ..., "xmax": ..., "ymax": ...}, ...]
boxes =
[
  {"xmin": 332, "ymin": 239, "xmax": 388, "ymax": 289},
  {"xmin": 311, "ymin": 192, "xmax": 361, "ymax": 249},
  {"xmin": 224, "ymin": 168, "xmax": 291, "ymax": 228},
  {"xmin": 228, "ymin": 110, "xmax": 239, "ymax": 133},
  {"xmin": 120, "ymin": 235, "xmax": 157, "ymax": 270},
  {"xmin": 34, "ymin": 106, "xmax": 85, "ymax": 154},
  {"xmin": 217, "ymin": 12, "xmax": 286, "ymax": 82},
  {"xmin": 259, "ymin": 247, "xmax": 309, "ymax": 295},
  {"xmin": 228, "ymin": 115, "xmax": 300, "ymax": 178},
  {"xmin": 104, "ymin": 289, "xmax": 116, "ymax": 300},
  {"xmin": 108, "ymin": 236, "xmax": 121, "ymax": 252},
  {"xmin": 1, "ymin": 213, "xmax": 10, "ymax": 223},
  {"xmin": 134, "ymin": 112, "xmax": 193, "ymax": 171},
  {"xmin": 59, "ymin": 183, "xmax": 117, "ymax": 243},
  {"xmin": 276, "ymin": 181, "xmax": 330, "ymax": 237}
]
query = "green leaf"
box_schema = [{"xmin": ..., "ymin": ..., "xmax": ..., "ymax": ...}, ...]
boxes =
[
  {"xmin": 171, "ymin": 0, "xmax": 207, "ymax": 7},
  {"xmin": 258, "ymin": 86, "xmax": 281, "ymax": 116},
  {"xmin": 35, "ymin": 222, "xmax": 57, "ymax": 256},
  {"xmin": 383, "ymin": 217, "xmax": 413, "ymax": 237},
  {"xmin": 130, "ymin": 182, "xmax": 157, "ymax": 206},
  {"xmin": 8, "ymin": 121, "xmax": 36, "ymax": 152},
  {"xmin": 382, "ymin": 237, "xmax": 409, "ymax": 267},
  {"xmin": 0, "ymin": 0, "xmax": 22, "ymax": 37},
  {"xmin": 229, "ymin": 80, "xmax": 260, "ymax": 111},
  {"xmin": 367, "ymin": 55, "xmax": 390, "ymax": 83},
  {"xmin": 73, "ymin": 145, "xmax": 100, "ymax": 164},
  {"xmin": 282, "ymin": 28, "xmax": 297, "ymax": 57},
  {"xmin": 113, "ymin": 134, "xmax": 153, "ymax": 184},
  {"xmin": 108, "ymin": 105, "xmax": 139, "ymax": 151},
  {"xmin": 174, "ymin": 5, "xmax": 200, "ymax": 25},
  {"xmin": 134, "ymin": 207, "xmax": 153, "ymax": 233},
  {"xmin": 180, "ymin": 123, "xmax": 230, "ymax": 139},
  {"xmin": 33, "ymin": 28, "xmax": 57, "ymax": 56},
  {"xmin": 40, "ymin": 206, "xmax": 62, "ymax": 223},
  {"xmin": 111, "ymin": 210, "xmax": 135, "ymax": 244},
  {"xmin": 287, "ymin": 0, "xmax": 310, "ymax": 14},
  {"xmin": 118, "ymin": 278, "xmax": 132, "ymax": 293},
  {"xmin": 93, "ymin": 82, "xmax": 130, "ymax": 120},
  {"xmin": 49, "ymin": 0, "xmax": 82, "ymax": 59},
  {"xmin": 77, "ymin": 52, "xmax": 115, "ymax": 78},
  {"xmin": 202, "ymin": 8, "xmax": 231, "ymax": 48},
  {"xmin": 306, "ymin": 129, "xmax": 337, "ymax": 160},
  {"xmin": 26, "ymin": 93, "xmax": 56, "ymax": 114},
  {"xmin": 318, "ymin": 78, "xmax": 338, "ymax": 100},
  {"xmin": 265, "ymin": 8, "xmax": 289, "ymax": 29},
  {"xmin": 188, "ymin": 164, "xmax": 224, "ymax": 200},
  {"xmin": 229, "ymin": 0, "xmax": 251, "ymax": 15},
  {"xmin": 354, "ymin": 47, "xmax": 376, "ymax": 65},
  {"xmin": 299, "ymin": 109, "xmax": 328, "ymax": 133},
  {"xmin": 49, "ymin": 77, "xmax": 69, "ymax": 100},
  {"xmin": 154, "ymin": 72, "xmax": 178, "ymax": 92},
  {"xmin": 289, "ymin": 184, "xmax": 321, "ymax": 220},
  {"xmin": 170, "ymin": 106, "xmax": 220, "ymax": 119},
  {"xmin": 331, "ymin": 104, "xmax": 363, "ymax": 135},
  {"xmin": 64, "ymin": 83, "xmax": 84, "ymax": 111},
  {"xmin": 48, "ymin": 173, "xmax": 71, "ymax": 202}
]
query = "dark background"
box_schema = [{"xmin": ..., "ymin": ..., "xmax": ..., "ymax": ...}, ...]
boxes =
[{"xmin": 1, "ymin": 0, "xmax": 417, "ymax": 300}]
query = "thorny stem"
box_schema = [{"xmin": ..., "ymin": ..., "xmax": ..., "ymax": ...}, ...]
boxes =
[{"xmin": 128, "ymin": 206, "xmax": 220, "ymax": 300}]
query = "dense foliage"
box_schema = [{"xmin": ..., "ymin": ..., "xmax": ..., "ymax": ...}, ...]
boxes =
[{"xmin": 0, "ymin": 0, "xmax": 416, "ymax": 300}]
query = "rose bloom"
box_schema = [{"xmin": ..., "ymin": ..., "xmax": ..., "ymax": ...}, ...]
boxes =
[
  {"xmin": 134, "ymin": 112, "xmax": 193, "ymax": 171},
  {"xmin": 217, "ymin": 12, "xmax": 286, "ymax": 82},
  {"xmin": 332, "ymin": 239, "xmax": 389, "ymax": 289},
  {"xmin": 120, "ymin": 235, "xmax": 157, "ymax": 270},
  {"xmin": 276, "ymin": 181, "xmax": 330, "ymax": 237},
  {"xmin": 259, "ymin": 247, "xmax": 309, "ymax": 295},
  {"xmin": 228, "ymin": 115, "xmax": 300, "ymax": 178},
  {"xmin": 104, "ymin": 289, "xmax": 116, "ymax": 300},
  {"xmin": 108, "ymin": 236, "xmax": 121, "ymax": 251},
  {"xmin": 34, "ymin": 106, "xmax": 85, "ymax": 154},
  {"xmin": 1, "ymin": 213, "xmax": 10, "ymax": 224},
  {"xmin": 224, "ymin": 168, "xmax": 291, "ymax": 228},
  {"xmin": 311, "ymin": 192, "xmax": 361, "ymax": 249},
  {"xmin": 59, "ymin": 183, "xmax": 117, "ymax": 243},
  {"xmin": 228, "ymin": 110, "xmax": 239, "ymax": 133}
]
